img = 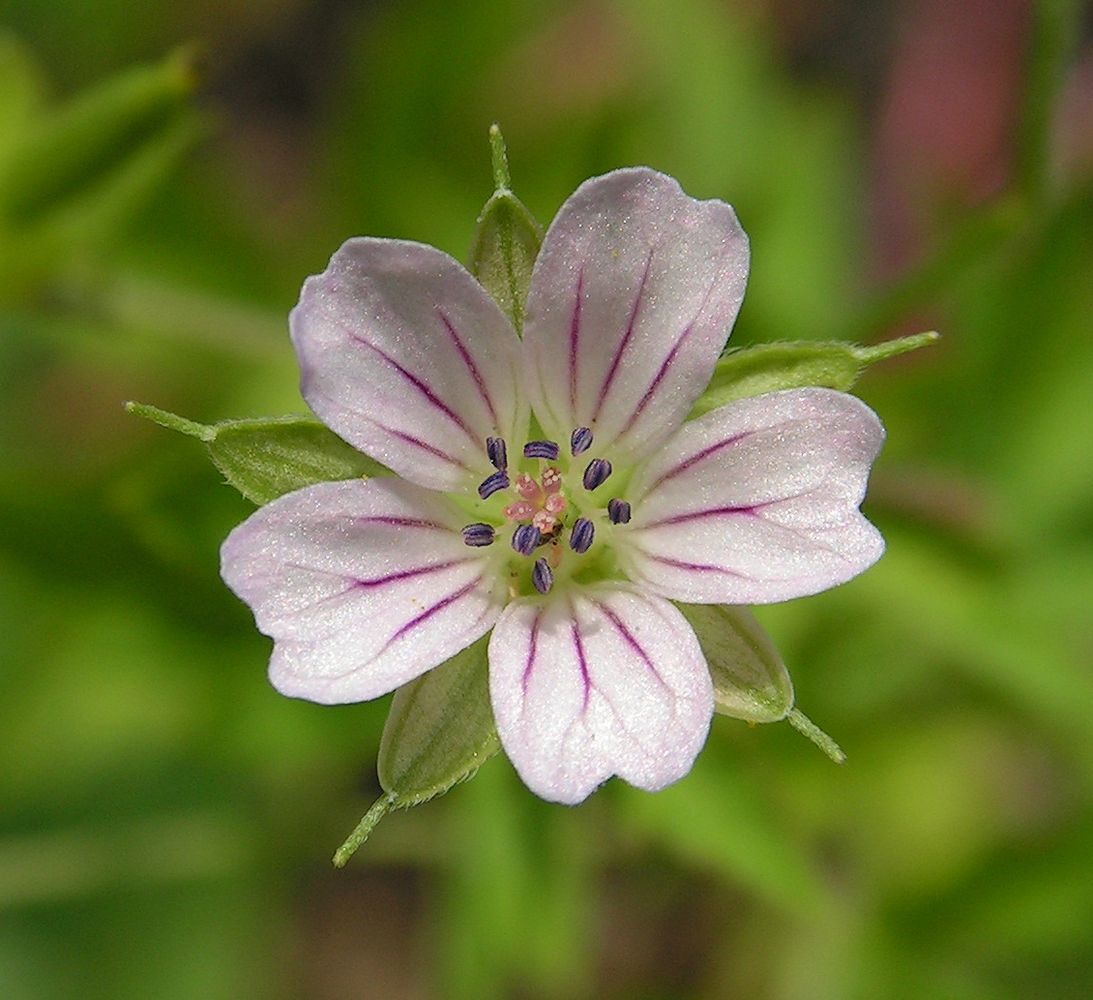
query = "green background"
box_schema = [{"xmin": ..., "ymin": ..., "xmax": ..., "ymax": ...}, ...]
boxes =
[{"xmin": 1, "ymin": 1, "xmax": 1090, "ymax": 997}]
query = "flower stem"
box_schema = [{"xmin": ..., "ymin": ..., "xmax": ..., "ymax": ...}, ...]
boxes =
[
  {"xmin": 787, "ymin": 709, "xmax": 846, "ymax": 764},
  {"xmin": 332, "ymin": 792, "xmax": 397, "ymax": 868}
]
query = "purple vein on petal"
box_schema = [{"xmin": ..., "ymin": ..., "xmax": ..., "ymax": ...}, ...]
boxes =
[
  {"xmin": 436, "ymin": 309, "xmax": 500, "ymax": 427},
  {"xmin": 641, "ymin": 431, "xmax": 752, "ymax": 499},
  {"xmin": 639, "ymin": 505, "xmax": 760, "ymax": 529},
  {"xmin": 606, "ymin": 275, "xmax": 720, "ymax": 451},
  {"xmin": 382, "ymin": 575, "xmax": 484, "ymax": 650},
  {"xmin": 568, "ymin": 269, "xmax": 585, "ymax": 415},
  {"xmin": 571, "ymin": 614, "xmax": 592, "ymax": 713},
  {"xmin": 343, "ymin": 327, "xmax": 477, "ymax": 443},
  {"xmin": 520, "ymin": 609, "xmax": 543, "ymax": 697},
  {"xmin": 591, "ymin": 599, "xmax": 670, "ymax": 693},
  {"xmin": 350, "ymin": 559, "xmax": 470, "ymax": 589},
  {"xmin": 590, "ymin": 250, "xmax": 653, "ymax": 425},
  {"xmin": 642, "ymin": 553, "xmax": 757, "ymax": 580},
  {"xmin": 351, "ymin": 515, "xmax": 449, "ymax": 530}
]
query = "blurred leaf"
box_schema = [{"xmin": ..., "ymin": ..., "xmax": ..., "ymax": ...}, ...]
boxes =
[
  {"xmin": 334, "ymin": 637, "xmax": 499, "ymax": 866},
  {"xmin": 0, "ymin": 46, "xmax": 197, "ymax": 225},
  {"xmin": 691, "ymin": 332, "xmax": 939, "ymax": 416},
  {"xmin": 126, "ymin": 404, "xmax": 386, "ymax": 505},
  {"xmin": 468, "ymin": 125, "xmax": 542, "ymax": 333},
  {"xmin": 0, "ymin": 33, "xmax": 47, "ymax": 163}
]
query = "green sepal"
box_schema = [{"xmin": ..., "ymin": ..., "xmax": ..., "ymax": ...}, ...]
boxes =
[
  {"xmin": 678, "ymin": 603, "xmax": 794, "ymax": 722},
  {"xmin": 333, "ymin": 636, "xmax": 499, "ymax": 866},
  {"xmin": 689, "ymin": 331, "xmax": 939, "ymax": 418},
  {"xmin": 125, "ymin": 402, "xmax": 388, "ymax": 504},
  {"xmin": 468, "ymin": 125, "xmax": 543, "ymax": 334},
  {"xmin": 679, "ymin": 602, "xmax": 846, "ymax": 762}
]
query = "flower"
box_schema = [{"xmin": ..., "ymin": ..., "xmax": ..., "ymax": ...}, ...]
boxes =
[{"xmin": 221, "ymin": 169, "xmax": 884, "ymax": 804}]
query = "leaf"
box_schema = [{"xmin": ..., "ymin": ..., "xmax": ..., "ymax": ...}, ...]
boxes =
[
  {"xmin": 678, "ymin": 603, "xmax": 794, "ymax": 722},
  {"xmin": 468, "ymin": 125, "xmax": 543, "ymax": 333},
  {"xmin": 125, "ymin": 403, "xmax": 387, "ymax": 504},
  {"xmin": 689, "ymin": 331, "xmax": 939, "ymax": 417},
  {"xmin": 333, "ymin": 636, "xmax": 500, "ymax": 865}
]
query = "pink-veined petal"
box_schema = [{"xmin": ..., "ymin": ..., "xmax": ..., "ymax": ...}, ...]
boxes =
[
  {"xmin": 488, "ymin": 584, "xmax": 713, "ymax": 804},
  {"xmin": 620, "ymin": 388, "xmax": 885, "ymax": 603},
  {"xmin": 522, "ymin": 169, "xmax": 749, "ymax": 466},
  {"xmin": 221, "ymin": 478, "xmax": 505, "ymax": 704},
  {"xmin": 291, "ymin": 239, "xmax": 526, "ymax": 492}
]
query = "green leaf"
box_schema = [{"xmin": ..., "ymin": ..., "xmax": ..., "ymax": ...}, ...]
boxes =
[
  {"xmin": 0, "ymin": 46, "xmax": 198, "ymax": 225},
  {"xmin": 125, "ymin": 403, "xmax": 387, "ymax": 504},
  {"xmin": 334, "ymin": 636, "xmax": 499, "ymax": 866},
  {"xmin": 689, "ymin": 331, "xmax": 939, "ymax": 417},
  {"xmin": 678, "ymin": 603, "xmax": 794, "ymax": 722},
  {"xmin": 468, "ymin": 124, "xmax": 543, "ymax": 333}
]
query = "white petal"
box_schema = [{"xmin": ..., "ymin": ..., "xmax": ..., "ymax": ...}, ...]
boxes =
[
  {"xmin": 221, "ymin": 478, "xmax": 506, "ymax": 704},
  {"xmin": 291, "ymin": 239, "xmax": 526, "ymax": 492},
  {"xmin": 488, "ymin": 584, "xmax": 713, "ymax": 804},
  {"xmin": 621, "ymin": 389, "xmax": 885, "ymax": 603},
  {"xmin": 522, "ymin": 168, "xmax": 748, "ymax": 466}
]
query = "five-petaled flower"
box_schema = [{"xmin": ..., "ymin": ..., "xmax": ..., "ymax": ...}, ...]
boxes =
[{"xmin": 221, "ymin": 169, "xmax": 885, "ymax": 804}]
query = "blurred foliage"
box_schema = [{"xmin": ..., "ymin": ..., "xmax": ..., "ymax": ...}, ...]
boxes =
[{"xmin": 1, "ymin": 2, "xmax": 1091, "ymax": 999}]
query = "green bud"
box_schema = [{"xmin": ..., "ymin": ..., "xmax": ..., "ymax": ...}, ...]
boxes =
[
  {"xmin": 678, "ymin": 603, "xmax": 794, "ymax": 722},
  {"xmin": 334, "ymin": 636, "xmax": 499, "ymax": 866},
  {"xmin": 125, "ymin": 403, "xmax": 387, "ymax": 504},
  {"xmin": 468, "ymin": 124, "xmax": 543, "ymax": 334},
  {"xmin": 690, "ymin": 332, "xmax": 940, "ymax": 417},
  {"xmin": 0, "ymin": 46, "xmax": 198, "ymax": 225}
]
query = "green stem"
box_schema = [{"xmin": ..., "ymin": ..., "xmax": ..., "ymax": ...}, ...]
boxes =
[
  {"xmin": 787, "ymin": 709, "xmax": 846, "ymax": 764},
  {"xmin": 488, "ymin": 123, "xmax": 511, "ymax": 191},
  {"xmin": 332, "ymin": 793, "xmax": 397, "ymax": 868}
]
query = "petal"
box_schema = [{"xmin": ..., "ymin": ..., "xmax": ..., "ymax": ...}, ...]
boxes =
[
  {"xmin": 522, "ymin": 168, "xmax": 749, "ymax": 466},
  {"xmin": 221, "ymin": 477, "xmax": 506, "ymax": 704},
  {"xmin": 621, "ymin": 388, "xmax": 885, "ymax": 603},
  {"xmin": 488, "ymin": 584, "xmax": 713, "ymax": 804},
  {"xmin": 291, "ymin": 238, "xmax": 526, "ymax": 492}
]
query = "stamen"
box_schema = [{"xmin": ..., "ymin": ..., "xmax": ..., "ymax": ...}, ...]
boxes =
[
  {"xmin": 512, "ymin": 524, "xmax": 541, "ymax": 555},
  {"xmin": 583, "ymin": 458, "xmax": 612, "ymax": 491},
  {"xmin": 485, "ymin": 436, "xmax": 507, "ymax": 470},
  {"xmin": 607, "ymin": 498, "xmax": 631, "ymax": 524},
  {"xmin": 523, "ymin": 440, "xmax": 560, "ymax": 460},
  {"xmin": 569, "ymin": 517, "xmax": 595, "ymax": 553},
  {"xmin": 462, "ymin": 523, "xmax": 495, "ymax": 547},
  {"xmin": 532, "ymin": 558, "xmax": 554, "ymax": 594},
  {"xmin": 570, "ymin": 426, "xmax": 593, "ymax": 455},
  {"xmin": 478, "ymin": 469, "xmax": 509, "ymax": 499}
]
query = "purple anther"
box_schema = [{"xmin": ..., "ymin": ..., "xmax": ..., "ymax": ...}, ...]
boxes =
[
  {"xmin": 531, "ymin": 558, "xmax": 554, "ymax": 594},
  {"xmin": 569, "ymin": 517, "xmax": 595, "ymax": 553},
  {"xmin": 607, "ymin": 498, "xmax": 631, "ymax": 524},
  {"xmin": 570, "ymin": 426, "xmax": 593, "ymax": 455},
  {"xmin": 462, "ymin": 523, "xmax": 495, "ymax": 547},
  {"xmin": 523, "ymin": 439, "xmax": 560, "ymax": 460},
  {"xmin": 478, "ymin": 469, "xmax": 509, "ymax": 499},
  {"xmin": 511, "ymin": 524, "xmax": 541, "ymax": 555},
  {"xmin": 486, "ymin": 436, "xmax": 507, "ymax": 470},
  {"xmin": 582, "ymin": 458, "xmax": 612, "ymax": 491}
]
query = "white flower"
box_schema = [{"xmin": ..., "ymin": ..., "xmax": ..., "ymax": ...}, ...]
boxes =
[{"xmin": 221, "ymin": 169, "xmax": 884, "ymax": 804}]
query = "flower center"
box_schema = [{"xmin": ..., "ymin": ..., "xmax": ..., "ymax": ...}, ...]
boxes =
[{"xmin": 461, "ymin": 428, "xmax": 632, "ymax": 596}]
